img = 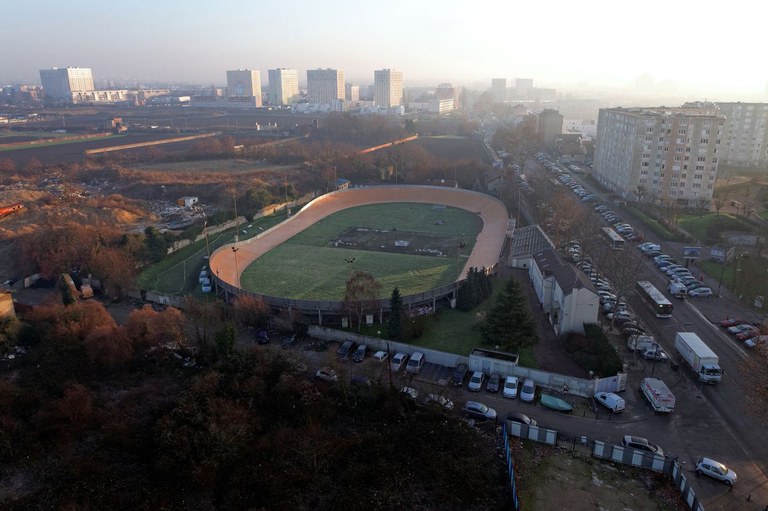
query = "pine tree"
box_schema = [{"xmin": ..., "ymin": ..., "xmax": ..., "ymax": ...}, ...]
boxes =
[
  {"xmin": 481, "ymin": 277, "xmax": 537, "ymax": 351},
  {"xmin": 388, "ymin": 287, "xmax": 404, "ymax": 341}
]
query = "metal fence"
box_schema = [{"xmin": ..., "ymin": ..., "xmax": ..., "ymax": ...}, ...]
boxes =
[{"xmin": 502, "ymin": 422, "xmax": 521, "ymax": 511}]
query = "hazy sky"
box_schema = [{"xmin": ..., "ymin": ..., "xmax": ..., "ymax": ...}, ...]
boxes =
[{"xmin": 2, "ymin": 0, "xmax": 766, "ymax": 99}]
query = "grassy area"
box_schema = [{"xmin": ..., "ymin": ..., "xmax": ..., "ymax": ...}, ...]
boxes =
[
  {"xmin": 136, "ymin": 212, "xmax": 288, "ymax": 294},
  {"xmin": 679, "ymin": 212, "xmax": 757, "ymax": 245},
  {"xmin": 625, "ymin": 206, "xmax": 677, "ymax": 241},
  {"xmin": 0, "ymin": 134, "xmax": 123, "ymax": 151},
  {"xmin": 697, "ymin": 260, "xmax": 733, "ymax": 291},
  {"xmin": 241, "ymin": 203, "xmax": 483, "ymax": 299}
]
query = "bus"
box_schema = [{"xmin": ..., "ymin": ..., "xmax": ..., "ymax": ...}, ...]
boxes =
[
  {"xmin": 636, "ymin": 280, "xmax": 674, "ymax": 318},
  {"xmin": 601, "ymin": 227, "xmax": 625, "ymax": 251}
]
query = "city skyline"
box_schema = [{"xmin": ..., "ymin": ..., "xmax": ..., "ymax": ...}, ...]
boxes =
[{"xmin": 2, "ymin": 0, "xmax": 766, "ymax": 100}]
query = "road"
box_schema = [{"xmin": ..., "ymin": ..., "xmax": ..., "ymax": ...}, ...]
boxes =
[{"xmin": 559, "ymin": 163, "xmax": 768, "ymax": 509}]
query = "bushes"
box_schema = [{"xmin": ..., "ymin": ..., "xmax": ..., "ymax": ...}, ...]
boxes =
[{"xmin": 562, "ymin": 323, "xmax": 622, "ymax": 377}]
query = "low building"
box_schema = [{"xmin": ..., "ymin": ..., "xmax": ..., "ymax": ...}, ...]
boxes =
[
  {"xmin": 177, "ymin": 196, "xmax": 199, "ymax": 208},
  {"xmin": 529, "ymin": 248, "xmax": 598, "ymax": 336},
  {"xmin": 508, "ymin": 225, "xmax": 554, "ymax": 269}
]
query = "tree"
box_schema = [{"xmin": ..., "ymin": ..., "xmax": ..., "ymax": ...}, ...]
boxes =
[
  {"xmin": 456, "ymin": 267, "xmax": 493, "ymax": 311},
  {"xmin": 387, "ymin": 287, "xmax": 404, "ymax": 341},
  {"xmin": 592, "ymin": 245, "xmax": 647, "ymax": 330},
  {"xmin": 143, "ymin": 226, "xmax": 169, "ymax": 263},
  {"xmin": 232, "ymin": 295, "xmax": 269, "ymax": 329},
  {"xmin": 215, "ymin": 323, "xmax": 236, "ymax": 356},
  {"xmin": 741, "ymin": 343, "xmax": 768, "ymax": 421},
  {"xmin": 481, "ymin": 277, "xmax": 537, "ymax": 352},
  {"xmin": 342, "ymin": 271, "xmax": 382, "ymax": 331}
]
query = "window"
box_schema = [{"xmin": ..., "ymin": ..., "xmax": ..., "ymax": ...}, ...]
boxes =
[
  {"xmin": 700, "ymin": 139, "xmax": 709, "ymax": 144},
  {"xmin": 647, "ymin": 127, "xmax": 655, "ymax": 133},
  {"xmin": 697, "ymin": 156, "xmax": 706, "ymax": 162},
  {"xmin": 681, "ymin": 173, "xmax": 687, "ymax": 179},
  {"xmin": 693, "ymin": 183, "xmax": 702, "ymax": 188},
  {"xmin": 675, "ymin": 147, "xmax": 684, "ymax": 153},
  {"xmin": 696, "ymin": 165, "xmax": 705, "ymax": 171},
  {"xmin": 678, "ymin": 128, "xmax": 687, "ymax": 134},
  {"xmin": 694, "ymin": 174, "xmax": 702, "ymax": 179}
]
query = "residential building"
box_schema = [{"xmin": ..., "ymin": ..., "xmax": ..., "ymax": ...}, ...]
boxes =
[
  {"xmin": 594, "ymin": 107, "xmax": 724, "ymax": 208},
  {"xmin": 491, "ymin": 78, "xmax": 507, "ymax": 102},
  {"xmin": 226, "ymin": 69, "xmax": 262, "ymax": 106},
  {"xmin": 307, "ymin": 68, "xmax": 345, "ymax": 106},
  {"xmin": 515, "ymin": 78, "xmax": 533, "ymax": 98},
  {"xmin": 345, "ymin": 84, "xmax": 359, "ymax": 102},
  {"xmin": 529, "ymin": 248, "xmax": 598, "ymax": 336},
  {"xmin": 538, "ymin": 109, "xmax": 563, "ymax": 149},
  {"xmin": 508, "ymin": 225, "xmax": 555, "ymax": 269},
  {"xmin": 39, "ymin": 67, "xmax": 94, "ymax": 101},
  {"xmin": 373, "ymin": 69, "xmax": 403, "ymax": 109},
  {"xmin": 268, "ymin": 68, "xmax": 299, "ymax": 105},
  {"xmin": 714, "ymin": 102, "xmax": 768, "ymax": 168}
]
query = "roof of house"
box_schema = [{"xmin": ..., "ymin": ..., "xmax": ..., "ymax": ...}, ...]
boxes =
[
  {"xmin": 511, "ymin": 225, "xmax": 555, "ymax": 258},
  {"xmin": 532, "ymin": 248, "xmax": 596, "ymax": 296}
]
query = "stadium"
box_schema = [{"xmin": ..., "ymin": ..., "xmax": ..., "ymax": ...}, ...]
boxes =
[{"xmin": 209, "ymin": 185, "xmax": 509, "ymax": 323}]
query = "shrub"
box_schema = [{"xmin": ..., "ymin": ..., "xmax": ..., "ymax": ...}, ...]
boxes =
[{"xmin": 562, "ymin": 324, "xmax": 622, "ymax": 377}]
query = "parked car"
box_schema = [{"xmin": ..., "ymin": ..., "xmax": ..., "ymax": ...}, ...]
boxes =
[
  {"xmin": 256, "ymin": 329, "xmax": 270, "ymax": 344},
  {"xmin": 642, "ymin": 347, "xmax": 669, "ymax": 362},
  {"xmin": 728, "ymin": 323, "xmax": 755, "ymax": 335},
  {"xmin": 372, "ymin": 350, "xmax": 389, "ymax": 363},
  {"xmin": 486, "ymin": 372, "xmax": 501, "ymax": 393},
  {"xmin": 594, "ymin": 392, "xmax": 626, "ymax": 413},
  {"xmin": 520, "ymin": 378, "xmax": 536, "ymax": 402},
  {"xmin": 463, "ymin": 400, "xmax": 497, "ymax": 421},
  {"xmin": 337, "ymin": 340, "xmax": 357, "ymax": 360},
  {"xmin": 451, "ymin": 363, "xmax": 469, "ymax": 386},
  {"xmin": 400, "ymin": 386, "xmax": 418, "ymax": 399},
  {"xmin": 281, "ymin": 333, "xmax": 297, "ymax": 349},
  {"xmin": 390, "ymin": 352, "xmax": 408, "ymax": 372},
  {"xmin": 315, "ymin": 366, "xmax": 339, "ymax": 382},
  {"xmin": 424, "ymin": 393, "xmax": 454, "ymax": 410},
  {"xmin": 721, "ymin": 318, "xmax": 747, "ymax": 328},
  {"xmin": 745, "ymin": 335, "xmax": 768, "ymax": 348},
  {"xmin": 467, "ymin": 371, "xmax": 485, "ymax": 392},
  {"xmin": 503, "ymin": 376, "xmax": 519, "ymax": 399},
  {"xmin": 735, "ymin": 327, "xmax": 760, "ymax": 341},
  {"xmin": 688, "ymin": 287, "xmax": 713, "ymax": 298},
  {"xmin": 695, "ymin": 457, "xmax": 737, "ymax": 486},
  {"xmin": 352, "ymin": 344, "xmax": 369, "ymax": 362},
  {"xmin": 622, "ymin": 435, "xmax": 664, "ymax": 456},
  {"xmin": 505, "ymin": 411, "xmax": 537, "ymax": 426},
  {"xmin": 405, "ymin": 352, "xmax": 425, "ymax": 373}
]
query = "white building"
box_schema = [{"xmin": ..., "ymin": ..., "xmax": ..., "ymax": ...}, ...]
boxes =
[
  {"xmin": 594, "ymin": 107, "xmax": 724, "ymax": 209},
  {"xmin": 563, "ymin": 119, "xmax": 598, "ymax": 140},
  {"xmin": 715, "ymin": 102, "xmax": 768, "ymax": 168},
  {"xmin": 529, "ymin": 248, "xmax": 599, "ymax": 336},
  {"xmin": 373, "ymin": 69, "xmax": 403, "ymax": 108},
  {"xmin": 226, "ymin": 69, "xmax": 262, "ymax": 106},
  {"xmin": 507, "ymin": 225, "xmax": 555, "ymax": 269},
  {"xmin": 307, "ymin": 68, "xmax": 344, "ymax": 106},
  {"xmin": 268, "ymin": 68, "xmax": 299, "ymax": 105},
  {"xmin": 39, "ymin": 67, "xmax": 94, "ymax": 101}
]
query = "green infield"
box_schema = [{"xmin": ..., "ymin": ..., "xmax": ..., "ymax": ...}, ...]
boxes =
[{"xmin": 240, "ymin": 202, "xmax": 484, "ymax": 299}]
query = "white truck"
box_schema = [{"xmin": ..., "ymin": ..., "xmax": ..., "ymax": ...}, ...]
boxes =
[
  {"xmin": 640, "ymin": 377, "xmax": 675, "ymax": 413},
  {"xmin": 674, "ymin": 332, "xmax": 722, "ymax": 384},
  {"xmin": 628, "ymin": 335, "xmax": 656, "ymax": 352}
]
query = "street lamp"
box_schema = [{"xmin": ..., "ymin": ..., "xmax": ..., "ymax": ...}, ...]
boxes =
[
  {"xmin": 454, "ymin": 239, "xmax": 466, "ymax": 308},
  {"xmin": 231, "ymin": 246, "xmax": 240, "ymax": 288}
]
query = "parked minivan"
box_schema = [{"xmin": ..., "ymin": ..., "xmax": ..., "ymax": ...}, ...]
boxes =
[{"xmin": 405, "ymin": 352, "xmax": 425, "ymax": 373}]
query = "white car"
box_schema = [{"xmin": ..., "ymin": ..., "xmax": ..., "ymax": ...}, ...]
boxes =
[
  {"xmin": 695, "ymin": 457, "xmax": 737, "ymax": 486},
  {"xmin": 315, "ymin": 367, "xmax": 338, "ymax": 382},
  {"xmin": 390, "ymin": 352, "xmax": 408, "ymax": 372},
  {"xmin": 467, "ymin": 371, "xmax": 484, "ymax": 392},
  {"xmin": 400, "ymin": 386, "xmax": 418, "ymax": 399},
  {"xmin": 520, "ymin": 378, "xmax": 536, "ymax": 402},
  {"xmin": 372, "ymin": 351, "xmax": 389, "ymax": 363},
  {"xmin": 503, "ymin": 376, "xmax": 519, "ymax": 399},
  {"xmin": 688, "ymin": 287, "xmax": 713, "ymax": 297}
]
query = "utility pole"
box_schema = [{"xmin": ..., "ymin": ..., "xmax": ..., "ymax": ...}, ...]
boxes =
[{"xmin": 233, "ymin": 193, "xmax": 240, "ymax": 243}]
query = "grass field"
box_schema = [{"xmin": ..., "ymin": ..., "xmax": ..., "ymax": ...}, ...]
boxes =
[
  {"xmin": 679, "ymin": 212, "xmax": 757, "ymax": 244},
  {"xmin": 240, "ymin": 203, "xmax": 484, "ymax": 299},
  {"xmin": 0, "ymin": 133, "xmax": 123, "ymax": 152}
]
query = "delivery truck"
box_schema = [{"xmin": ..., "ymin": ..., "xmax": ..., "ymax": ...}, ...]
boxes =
[
  {"xmin": 640, "ymin": 377, "xmax": 675, "ymax": 413},
  {"xmin": 674, "ymin": 332, "xmax": 722, "ymax": 384}
]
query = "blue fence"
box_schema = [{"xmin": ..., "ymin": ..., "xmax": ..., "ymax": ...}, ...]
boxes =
[{"xmin": 502, "ymin": 422, "xmax": 521, "ymax": 511}]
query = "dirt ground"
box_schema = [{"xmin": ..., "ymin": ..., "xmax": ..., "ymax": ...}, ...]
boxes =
[{"xmin": 513, "ymin": 443, "xmax": 688, "ymax": 511}]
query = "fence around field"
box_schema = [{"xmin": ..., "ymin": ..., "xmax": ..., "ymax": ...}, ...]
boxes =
[{"xmin": 505, "ymin": 421, "xmax": 705, "ymax": 511}]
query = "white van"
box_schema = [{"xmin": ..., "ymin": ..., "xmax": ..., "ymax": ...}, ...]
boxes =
[
  {"xmin": 594, "ymin": 391, "xmax": 626, "ymax": 413},
  {"xmin": 405, "ymin": 352, "xmax": 425, "ymax": 374}
]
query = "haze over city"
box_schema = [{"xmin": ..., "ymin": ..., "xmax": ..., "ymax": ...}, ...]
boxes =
[{"xmin": 2, "ymin": 0, "xmax": 766, "ymax": 100}]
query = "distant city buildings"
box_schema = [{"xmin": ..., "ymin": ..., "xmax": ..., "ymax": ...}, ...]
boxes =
[
  {"xmin": 538, "ymin": 109, "xmax": 564, "ymax": 150},
  {"xmin": 594, "ymin": 107, "xmax": 724, "ymax": 208},
  {"xmin": 491, "ymin": 78, "xmax": 507, "ymax": 102},
  {"xmin": 713, "ymin": 102, "xmax": 768, "ymax": 168},
  {"xmin": 39, "ymin": 67, "xmax": 94, "ymax": 101},
  {"xmin": 515, "ymin": 78, "xmax": 533, "ymax": 98},
  {"xmin": 345, "ymin": 84, "xmax": 360, "ymax": 102},
  {"xmin": 268, "ymin": 68, "xmax": 299, "ymax": 106},
  {"xmin": 307, "ymin": 68, "xmax": 345, "ymax": 106},
  {"xmin": 226, "ymin": 69, "xmax": 262, "ymax": 107},
  {"xmin": 373, "ymin": 69, "xmax": 403, "ymax": 109}
]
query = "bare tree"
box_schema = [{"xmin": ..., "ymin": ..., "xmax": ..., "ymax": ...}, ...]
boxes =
[
  {"xmin": 741, "ymin": 343, "xmax": 768, "ymax": 421},
  {"xmin": 592, "ymin": 244, "xmax": 647, "ymax": 329},
  {"xmin": 546, "ymin": 189, "xmax": 584, "ymax": 248},
  {"xmin": 342, "ymin": 271, "xmax": 382, "ymax": 331}
]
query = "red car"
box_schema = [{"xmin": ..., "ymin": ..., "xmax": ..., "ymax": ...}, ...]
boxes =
[
  {"xmin": 736, "ymin": 328, "xmax": 760, "ymax": 341},
  {"xmin": 720, "ymin": 318, "xmax": 746, "ymax": 328}
]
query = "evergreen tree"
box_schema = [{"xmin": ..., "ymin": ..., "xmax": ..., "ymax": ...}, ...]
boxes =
[
  {"xmin": 215, "ymin": 323, "xmax": 236, "ymax": 357},
  {"xmin": 481, "ymin": 277, "xmax": 537, "ymax": 351},
  {"xmin": 388, "ymin": 287, "xmax": 404, "ymax": 341}
]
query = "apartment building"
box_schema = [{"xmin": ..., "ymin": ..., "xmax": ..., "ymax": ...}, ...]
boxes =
[
  {"xmin": 715, "ymin": 102, "xmax": 768, "ymax": 168},
  {"xmin": 538, "ymin": 109, "xmax": 564, "ymax": 149},
  {"xmin": 226, "ymin": 69, "xmax": 262, "ymax": 106},
  {"xmin": 39, "ymin": 67, "xmax": 94, "ymax": 101},
  {"xmin": 373, "ymin": 69, "xmax": 403, "ymax": 109},
  {"xmin": 306, "ymin": 68, "xmax": 344, "ymax": 106},
  {"xmin": 594, "ymin": 107, "xmax": 725, "ymax": 208},
  {"xmin": 491, "ymin": 78, "xmax": 507, "ymax": 102},
  {"xmin": 268, "ymin": 68, "xmax": 299, "ymax": 106}
]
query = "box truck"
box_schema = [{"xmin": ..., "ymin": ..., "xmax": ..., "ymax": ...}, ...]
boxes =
[
  {"xmin": 674, "ymin": 332, "xmax": 722, "ymax": 384},
  {"xmin": 640, "ymin": 377, "xmax": 675, "ymax": 413}
]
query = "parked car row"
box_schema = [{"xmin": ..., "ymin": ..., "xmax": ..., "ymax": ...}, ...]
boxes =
[
  {"xmin": 719, "ymin": 317, "xmax": 764, "ymax": 346},
  {"xmin": 596, "ymin": 206, "xmax": 642, "ymax": 241},
  {"xmin": 640, "ymin": 245, "xmax": 715, "ymax": 298}
]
